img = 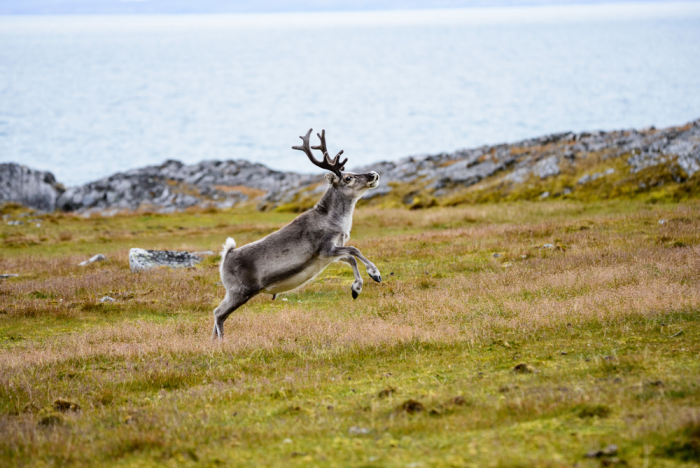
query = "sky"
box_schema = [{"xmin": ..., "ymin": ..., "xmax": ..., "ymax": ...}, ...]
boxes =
[{"xmin": 2, "ymin": 0, "xmax": 694, "ymax": 14}]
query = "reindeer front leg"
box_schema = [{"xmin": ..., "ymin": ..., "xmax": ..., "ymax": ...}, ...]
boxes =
[
  {"xmin": 322, "ymin": 245, "xmax": 382, "ymax": 283},
  {"xmin": 339, "ymin": 256, "xmax": 363, "ymax": 299}
]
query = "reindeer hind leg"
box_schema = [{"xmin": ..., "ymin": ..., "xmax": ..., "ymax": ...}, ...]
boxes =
[{"xmin": 212, "ymin": 291, "xmax": 252, "ymax": 340}]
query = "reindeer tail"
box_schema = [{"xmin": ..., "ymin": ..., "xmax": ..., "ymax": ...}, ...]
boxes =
[{"xmin": 221, "ymin": 237, "xmax": 236, "ymax": 259}]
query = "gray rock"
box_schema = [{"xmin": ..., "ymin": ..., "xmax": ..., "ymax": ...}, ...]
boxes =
[
  {"xmin": 505, "ymin": 167, "xmax": 530, "ymax": 184},
  {"xmin": 0, "ymin": 274, "xmax": 19, "ymax": 279},
  {"xmin": 57, "ymin": 159, "xmax": 316, "ymax": 214},
  {"xmin": 0, "ymin": 163, "xmax": 64, "ymax": 212},
  {"xmin": 79, "ymin": 254, "xmax": 106, "ymax": 266},
  {"xmin": 578, "ymin": 168, "xmax": 615, "ymax": 185},
  {"xmin": 533, "ymin": 156, "xmax": 560, "ymax": 179},
  {"xmin": 192, "ymin": 251, "xmax": 215, "ymax": 257},
  {"xmin": 129, "ymin": 248, "xmax": 204, "ymax": 272}
]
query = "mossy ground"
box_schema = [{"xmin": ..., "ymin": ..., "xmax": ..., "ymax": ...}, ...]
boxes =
[{"xmin": 1, "ymin": 200, "xmax": 699, "ymax": 467}]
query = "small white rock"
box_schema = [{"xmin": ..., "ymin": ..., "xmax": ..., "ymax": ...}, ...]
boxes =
[
  {"xmin": 349, "ymin": 426, "xmax": 371, "ymax": 435},
  {"xmin": 79, "ymin": 254, "xmax": 106, "ymax": 266},
  {"xmin": 658, "ymin": 220, "xmax": 666, "ymax": 225},
  {"xmin": 99, "ymin": 296, "xmax": 116, "ymax": 303},
  {"xmin": 543, "ymin": 243, "xmax": 555, "ymax": 249}
]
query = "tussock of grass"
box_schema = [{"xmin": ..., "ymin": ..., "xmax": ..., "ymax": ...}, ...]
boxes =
[{"xmin": 1, "ymin": 200, "xmax": 699, "ymax": 466}]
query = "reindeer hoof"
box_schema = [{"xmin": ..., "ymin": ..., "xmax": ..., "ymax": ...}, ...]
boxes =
[
  {"xmin": 352, "ymin": 289, "xmax": 359, "ymax": 300},
  {"xmin": 369, "ymin": 273, "xmax": 382, "ymax": 283}
]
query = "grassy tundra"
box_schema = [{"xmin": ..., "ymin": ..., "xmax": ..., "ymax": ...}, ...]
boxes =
[{"xmin": 1, "ymin": 200, "xmax": 699, "ymax": 467}]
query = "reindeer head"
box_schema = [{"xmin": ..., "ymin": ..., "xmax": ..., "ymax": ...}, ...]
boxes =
[{"xmin": 293, "ymin": 129, "xmax": 380, "ymax": 200}]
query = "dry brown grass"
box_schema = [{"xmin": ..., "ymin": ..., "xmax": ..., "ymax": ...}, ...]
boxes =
[{"xmin": 3, "ymin": 205, "xmax": 697, "ymax": 369}]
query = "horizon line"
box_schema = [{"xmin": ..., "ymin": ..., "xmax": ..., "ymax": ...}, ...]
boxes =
[{"xmin": 3, "ymin": 0, "xmax": 700, "ymax": 16}]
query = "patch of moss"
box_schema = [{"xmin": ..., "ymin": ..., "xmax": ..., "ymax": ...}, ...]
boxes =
[
  {"xmin": 655, "ymin": 422, "xmax": 700, "ymax": 462},
  {"xmin": 577, "ymin": 404, "xmax": 612, "ymax": 418},
  {"xmin": 440, "ymin": 156, "xmax": 700, "ymax": 207}
]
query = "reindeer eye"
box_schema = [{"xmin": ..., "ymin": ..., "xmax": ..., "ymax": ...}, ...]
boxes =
[{"xmin": 344, "ymin": 176, "xmax": 352, "ymax": 182}]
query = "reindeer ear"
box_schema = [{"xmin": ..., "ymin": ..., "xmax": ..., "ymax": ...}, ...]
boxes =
[{"xmin": 325, "ymin": 173, "xmax": 339, "ymax": 185}]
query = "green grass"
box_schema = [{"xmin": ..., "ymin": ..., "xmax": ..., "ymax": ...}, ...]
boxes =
[{"xmin": 1, "ymin": 200, "xmax": 700, "ymax": 467}]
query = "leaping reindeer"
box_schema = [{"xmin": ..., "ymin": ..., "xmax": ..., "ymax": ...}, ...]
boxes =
[{"xmin": 212, "ymin": 129, "xmax": 382, "ymax": 340}]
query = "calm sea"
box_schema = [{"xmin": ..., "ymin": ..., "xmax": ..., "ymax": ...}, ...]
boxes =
[{"xmin": 1, "ymin": 2, "xmax": 700, "ymax": 186}]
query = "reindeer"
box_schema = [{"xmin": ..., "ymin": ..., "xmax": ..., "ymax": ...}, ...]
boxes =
[{"xmin": 212, "ymin": 129, "xmax": 381, "ymax": 340}]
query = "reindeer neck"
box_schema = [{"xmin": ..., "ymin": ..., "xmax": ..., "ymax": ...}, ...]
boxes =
[{"xmin": 314, "ymin": 186, "xmax": 357, "ymax": 231}]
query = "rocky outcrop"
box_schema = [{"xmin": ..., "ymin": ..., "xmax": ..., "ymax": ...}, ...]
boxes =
[
  {"xmin": 359, "ymin": 119, "xmax": 700, "ymax": 194},
  {"xmin": 56, "ymin": 159, "xmax": 317, "ymax": 214},
  {"xmin": 263, "ymin": 118, "xmax": 700, "ymax": 206},
  {"xmin": 0, "ymin": 163, "xmax": 64, "ymax": 212},
  {"xmin": 3, "ymin": 119, "xmax": 700, "ymax": 213}
]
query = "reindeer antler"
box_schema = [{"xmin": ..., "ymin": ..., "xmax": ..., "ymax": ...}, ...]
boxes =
[{"xmin": 293, "ymin": 128, "xmax": 348, "ymax": 177}]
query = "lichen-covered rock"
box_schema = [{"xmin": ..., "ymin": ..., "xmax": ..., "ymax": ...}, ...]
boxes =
[
  {"xmin": 0, "ymin": 163, "xmax": 64, "ymax": 212},
  {"xmin": 56, "ymin": 159, "xmax": 317, "ymax": 214},
  {"xmin": 129, "ymin": 248, "xmax": 206, "ymax": 272}
]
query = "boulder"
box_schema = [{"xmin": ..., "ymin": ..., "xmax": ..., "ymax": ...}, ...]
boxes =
[
  {"xmin": 0, "ymin": 163, "xmax": 64, "ymax": 212},
  {"xmin": 129, "ymin": 248, "xmax": 208, "ymax": 272}
]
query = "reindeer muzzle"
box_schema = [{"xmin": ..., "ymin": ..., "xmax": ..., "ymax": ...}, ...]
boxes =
[{"xmin": 367, "ymin": 172, "xmax": 380, "ymax": 188}]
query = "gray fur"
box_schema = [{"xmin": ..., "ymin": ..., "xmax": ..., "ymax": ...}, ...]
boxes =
[{"xmin": 212, "ymin": 129, "xmax": 381, "ymax": 340}]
